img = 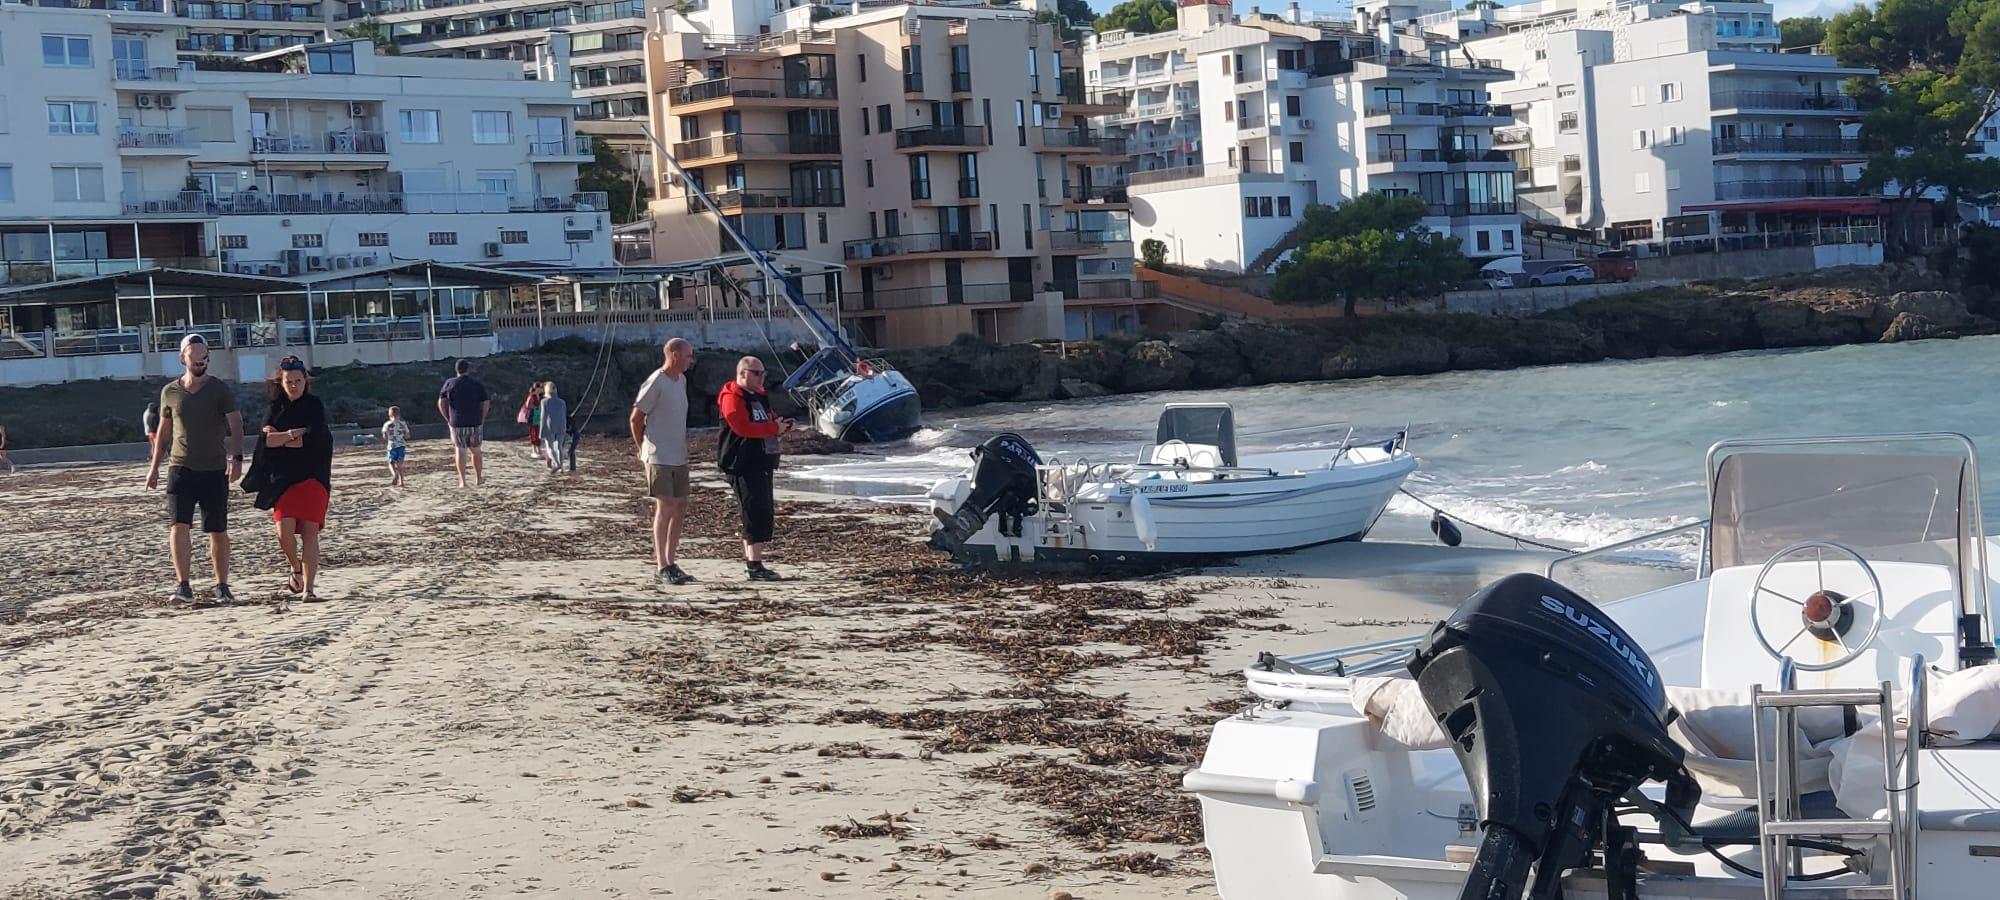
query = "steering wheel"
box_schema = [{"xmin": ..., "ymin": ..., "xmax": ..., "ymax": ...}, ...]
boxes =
[
  {"xmin": 1748, "ymin": 540, "xmax": 1884, "ymax": 672},
  {"xmin": 1154, "ymin": 439, "xmax": 1191, "ymax": 466}
]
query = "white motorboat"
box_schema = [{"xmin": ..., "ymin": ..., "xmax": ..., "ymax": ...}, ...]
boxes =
[
  {"xmin": 926, "ymin": 403, "xmax": 1418, "ymax": 567},
  {"xmin": 1188, "ymin": 433, "xmax": 2000, "ymax": 899}
]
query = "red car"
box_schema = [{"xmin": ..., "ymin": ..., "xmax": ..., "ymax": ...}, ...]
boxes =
[{"xmin": 1590, "ymin": 250, "xmax": 1636, "ymax": 283}]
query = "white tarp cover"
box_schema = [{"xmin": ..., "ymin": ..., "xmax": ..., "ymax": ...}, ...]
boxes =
[{"xmin": 1352, "ymin": 665, "xmax": 2000, "ymax": 816}]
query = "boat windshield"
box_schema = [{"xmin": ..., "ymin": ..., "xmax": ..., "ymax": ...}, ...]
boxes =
[
  {"xmin": 1155, "ymin": 404, "xmax": 1238, "ymax": 466},
  {"xmin": 780, "ymin": 347, "xmax": 851, "ymax": 393},
  {"xmin": 1707, "ymin": 435, "xmax": 1989, "ymax": 644}
]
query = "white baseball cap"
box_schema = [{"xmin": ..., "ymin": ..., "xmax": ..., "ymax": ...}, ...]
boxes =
[{"xmin": 179, "ymin": 333, "xmax": 208, "ymax": 352}]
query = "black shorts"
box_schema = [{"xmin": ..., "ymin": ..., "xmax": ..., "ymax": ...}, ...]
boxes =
[
  {"xmin": 166, "ymin": 467, "xmax": 230, "ymax": 533},
  {"xmin": 725, "ymin": 469, "xmax": 775, "ymax": 544}
]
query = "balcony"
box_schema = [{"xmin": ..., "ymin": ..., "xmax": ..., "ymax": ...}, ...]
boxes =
[
  {"xmin": 0, "ymin": 257, "xmax": 218, "ymax": 288},
  {"xmin": 950, "ymin": 70, "xmax": 973, "ymax": 94},
  {"xmin": 1712, "ymin": 135, "xmax": 1863, "ymax": 155},
  {"xmin": 1353, "ymin": 53, "xmax": 1509, "ymax": 78},
  {"xmin": 1713, "ymin": 180, "xmax": 1866, "ymax": 201},
  {"xmin": 114, "ymin": 62, "xmax": 184, "ymax": 84},
  {"xmin": 1564, "ymin": 192, "xmax": 1583, "ymax": 214},
  {"xmin": 1365, "ymin": 101, "xmax": 1442, "ymax": 120},
  {"xmin": 1440, "ymin": 147, "xmax": 1512, "ymax": 165},
  {"xmin": 1128, "ymin": 159, "xmax": 1281, "ymax": 189},
  {"xmin": 688, "ymin": 187, "xmax": 845, "ymax": 214},
  {"xmin": 1367, "ymin": 148, "xmax": 1443, "ymax": 173},
  {"xmin": 1711, "ymin": 91, "xmax": 1874, "ymax": 113},
  {"xmin": 842, "ymin": 282, "xmax": 1029, "ymax": 311},
  {"xmin": 1561, "ymin": 155, "xmax": 1582, "ymax": 173},
  {"xmin": 957, "ymin": 177, "xmax": 980, "ymax": 199},
  {"xmin": 895, "ymin": 124, "xmax": 988, "ymax": 150},
  {"xmin": 530, "ymin": 136, "xmax": 596, "ymax": 159},
  {"xmin": 668, "ymin": 76, "xmax": 837, "ymax": 109},
  {"xmin": 1067, "ymin": 183, "xmax": 1130, "ymax": 205},
  {"xmin": 1443, "ymin": 103, "xmax": 1513, "ymax": 121},
  {"xmin": 1558, "ymin": 113, "xmax": 1579, "ymax": 132},
  {"xmin": 118, "ymin": 126, "xmax": 201, "ymax": 154},
  {"xmin": 1059, "ymin": 79, "xmax": 1124, "ymax": 115},
  {"xmin": 33, "ymin": 0, "xmax": 166, "ymax": 10},
  {"xmin": 672, "ymin": 131, "xmax": 841, "ymax": 163},
  {"xmin": 1049, "ymin": 229, "xmax": 1126, "ymax": 253},
  {"xmin": 251, "ymin": 130, "xmax": 388, "ymax": 161},
  {"xmin": 119, "ymin": 190, "xmax": 610, "ymax": 216},
  {"xmin": 842, "ymin": 231, "xmax": 995, "ymax": 261},
  {"xmin": 1494, "ymin": 125, "xmax": 1532, "ymax": 145},
  {"xmin": 1041, "ymin": 128, "xmax": 1126, "ymax": 156},
  {"xmin": 1425, "ymin": 201, "xmax": 1516, "ymax": 218},
  {"xmin": 1237, "ymin": 114, "xmax": 1268, "ymax": 132},
  {"xmin": 903, "ymin": 72, "xmax": 924, "ymax": 94}
]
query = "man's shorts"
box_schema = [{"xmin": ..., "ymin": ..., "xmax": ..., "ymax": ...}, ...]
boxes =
[
  {"xmin": 387, "ymin": 445, "xmax": 407, "ymax": 463},
  {"xmin": 165, "ymin": 466, "xmax": 229, "ymax": 533},
  {"xmin": 450, "ymin": 426, "xmax": 483, "ymax": 449},
  {"xmin": 646, "ymin": 464, "xmax": 691, "ymax": 499}
]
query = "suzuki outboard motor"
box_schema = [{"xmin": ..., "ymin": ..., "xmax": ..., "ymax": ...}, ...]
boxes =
[
  {"xmin": 1409, "ymin": 573, "xmax": 1698, "ymax": 900},
  {"xmin": 930, "ymin": 433, "xmax": 1041, "ymax": 555}
]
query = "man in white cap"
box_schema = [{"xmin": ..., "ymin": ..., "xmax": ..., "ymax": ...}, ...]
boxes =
[{"xmin": 145, "ymin": 334, "xmax": 246, "ymax": 602}]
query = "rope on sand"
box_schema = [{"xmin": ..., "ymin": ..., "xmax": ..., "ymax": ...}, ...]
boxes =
[{"xmin": 1396, "ymin": 488, "xmax": 1573, "ymax": 553}]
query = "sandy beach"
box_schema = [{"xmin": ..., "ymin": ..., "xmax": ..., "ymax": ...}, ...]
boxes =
[{"xmin": 0, "ymin": 434, "xmax": 1557, "ymax": 900}]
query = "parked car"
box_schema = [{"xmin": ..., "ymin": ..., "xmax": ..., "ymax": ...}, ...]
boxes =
[
  {"xmin": 1590, "ymin": 249, "xmax": 1636, "ymax": 282},
  {"xmin": 1528, "ymin": 263, "xmax": 1597, "ymax": 286},
  {"xmin": 1481, "ymin": 269, "xmax": 1516, "ymax": 289}
]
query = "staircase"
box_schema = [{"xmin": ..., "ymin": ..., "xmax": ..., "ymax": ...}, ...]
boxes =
[{"xmin": 1244, "ymin": 221, "xmax": 1307, "ymax": 274}]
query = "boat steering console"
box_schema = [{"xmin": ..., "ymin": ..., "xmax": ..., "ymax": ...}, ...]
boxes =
[{"xmin": 1748, "ymin": 540, "xmax": 1885, "ymax": 671}]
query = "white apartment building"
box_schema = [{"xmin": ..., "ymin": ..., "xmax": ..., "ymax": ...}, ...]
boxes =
[
  {"xmin": 0, "ymin": 9, "xmax": 610, "ymax": 293},
  {"xmin": 1461, "ymin": 7, "xmax": 1878, "ymax": 247},
  {"xmin": 1, "ymin": 0, "xmax": 333, "ymax": 59},
  {"xmin": 644, "ymin": 2, "xmax": 1170, "ymax": 348}
]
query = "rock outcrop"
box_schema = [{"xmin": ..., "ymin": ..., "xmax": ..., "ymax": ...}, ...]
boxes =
[{"xmin": 1879, "ymin": 312, "xmax": 1952, "ymax": 343}]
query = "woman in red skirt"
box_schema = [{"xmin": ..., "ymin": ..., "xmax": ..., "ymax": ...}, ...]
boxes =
[{"xmin": 257, "ymin": 356, "xmax": 334, "ymax": 601}]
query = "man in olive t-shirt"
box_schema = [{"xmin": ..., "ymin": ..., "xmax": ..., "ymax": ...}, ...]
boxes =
[{"xmin": 145, "ymin": 335, "xmax": 245, "ymax": 603}]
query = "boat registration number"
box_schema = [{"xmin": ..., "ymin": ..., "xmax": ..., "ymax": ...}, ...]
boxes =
[{"xmin": 1117, "ymin": 483, "xmax": 1191, "ymax": 495}]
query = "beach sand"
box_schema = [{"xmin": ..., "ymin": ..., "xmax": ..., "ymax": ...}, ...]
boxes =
[{"xmin": 0, "ymin": 436, "xmax": 1563, "ymax": 899}]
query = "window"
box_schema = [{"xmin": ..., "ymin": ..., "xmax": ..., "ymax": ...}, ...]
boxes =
[
  {"xmin": 52, "ymin": 165, "xmax": 105, "ymax": 202},
  {"xmin": 1983, "ymin": 126, "xmax": 1997, "ymax": 142},
  {"xmin": 1501, "ymin": 230, "xmax": 1515, "ymax": 251},
  {"xmin": 476, "ymin": 171, "xmax": 514, "ymax": 194},
  {"xmin": 1665, "ymin": 125, "xmax": 1685, "ymax": 146},
  {"xmin": 0, "ymin": 97, "xmax": 6, "ymax": 134},
  {"xmin": 1634, "ymin": 172, "xmax": 1651, "ymax": 193},
  {"xmin": 1476, "ymin": 231, "xmax": 1491, "ymax": 252},
  {"xmin": 219, "ymin": 234, "xmax": 247, "ymax": 250},
  {"xmin": 1289, "ymin": 141, "xmax": 1304, "ymax": 162},
  {"xmin": 429, "ymin": 231, "xmax": 458, "ymax": 245},
  {"xmin": 1630, "ymin": 86, "xmax": 1646, "ymax": 106},
  {"xmin": 1659, "ymin": 82, "xmax": 1681, "ymax": 103},
  {"xmin": 1022, "ymin": 202, "xmax": 1032, "ymax": 249},
  {"xmin": 399, "ymin": 109, "xmax": 441, "ymax": 143},
  {"xmin": 1286, "ymin": 95, "xmax": 1301, "ymax": 117},
  {"xmin": 1223, "ymin": 102, "xmax": 1234, "ymax": 122},
  {"xmin": 47, "ymin": 101, "xmax": 99, "ymax": 135},
  {"xmin": 861, "ymin": 108, "xmax": 870, "ymax": 135},
  {"xmin": 1259, "ymin": 196, "xmax": 1273, "ymax": 217},
  {"xmin": 292, "ymin": 233, "xmax": 324, "ymax": 248},
  {"xmin": 1227, "ymin": 146, "xmax": 1237, "ymax": 166},
  {"xmin": 909, "ymin": 153, "xmax": 930, "ymax": 200},
  {"xmin": 501, "ymin": 230, "xmax": 529, "ymax": 244},
  {"xmin": 1559, "ymin": 112, "xmax": 1578, "ymax": 132},
  {"xmin": 1633, "ymin": 129, "xmax": 1651, "ymax": 150},
  {"xmin": 306, "ymin": 43, "xmax": 355, "ymax": 74},
  {"xmin": 876, "ymin": 104, "xmax": 891, "ymax": 132},
  {"xmin": 1221, "ymin": 55, "xmax": 1231, "ymax": 76},
  {"xmin": 1535, "ymin": 48, "xmax": 1548, "ymax": 61},
  {"xmin": 187, "ymin": 107, "xmax": 233, "ymax": 142},
  {"xmin": 1277, "ymin": 196, "xmax": 1292, "ymax": 217},
  {"xmin": 1666, "ymin": 168, "xmax": 1682, "ymax": 190},
  {"xmin": 359, "ymin": 232, "xmax": 389, "ymax": 247},
  {"xmin": 1244, "ymin": 197, "xmax": 1259, "ymax": 218},
  {"xmin": 42, "ymin": 34, "xmax": 92, "ymax": 67},
  {"xmin": 472, "ymin": 111, "xmax": 511, "ymax": 144},
  {"xmin": 856, "ymin": 53, "xmax": 866, "ymax": 81},
  {"xmin": 864, "ymin": 159, "xmax": 874, "ymax": 188},
  {"xmin": 818, "ymin": 213, "xmax": 828, "ymax": 245}
]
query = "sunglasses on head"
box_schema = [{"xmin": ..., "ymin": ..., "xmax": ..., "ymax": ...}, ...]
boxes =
[{"xmin": 279, "ymin": 357, "xmax": 307, "ymax": 372}]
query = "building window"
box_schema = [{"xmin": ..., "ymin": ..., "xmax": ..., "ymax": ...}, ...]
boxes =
[
  {"xmin": 1665, "ymin": 125, "xmax": 1685, "ymax": 145},
  {"xmin": 1259, "ymin": 196, "xmax": 1273, "ymax": 217},
  {"xmin": 501, "ymin": 230, "xmax": 529, "ymax": 244},
  {"xmin": 1289, "ymin": 141, "xmax": 1304, "ymax": 162},
  {"xmin": 1016, "ymin": 99, "xmax": 1026, "ymax": 146},
  {"xmin": 860, "ymin": 108, "xmax": 870, "ymax": 135},
  {"xmin": 1286, "ymin": 95, "xmax": 1301, "ymax": 117},
  {"xmin": 876, "ymin": 104, "xmax": 891, "ymax": 132},
  {"xmin": 864, "ymin": 159, "xmax": 875, "ymax": 188},
  {"xmin": 1634, "ymin": 172, "xmax": 1651, "ymax": 193},
  {"xmin": 1982, "ymin": 126, "xmax": 1998, "ymax": 141},
  {"xmin": 1476, "ymin": 231, "xmax": 1491, "ymax": 252},
  {"xmin": 292, "ymin": 233, "xmax": 324, "ymax": 248},
  {"xmin": 1223, "ymin": 102, "xmax": 1234, "ymax": 122},
  {"xmin": 1023, "ymin": 202, "xmax": 1033, "ymax": 249},
  {"xmin": 472, "ymin": 111, "xmax": 511, "ymax": 144},
  {"xmin": 359, "ymin": 232, "xmax": 389, "ymax": 247},
  {"xmin": 42, "ymin": 34, "xmax": 92, "ymax": 67},
  {"xmin": 187, "ymin": 107, "xmax": 233, "ymax": 142},
  {"xmin": 1277, "ymin": 196, "xmax": 1292, "ymax": 217},
  {"xmin": 857, "ymin": 53, "xmax": 866, "ymax": 81},
  {"xmin": 1220, "ymin": 55, "xmax": 1230, "ymax": 76},
  {"xmin": 909, "ymin": 153, "xmax": 930, "ymax": 200},
  {"xmin": 1244, "ymin": 197, "xmax": 1260, "ymax": 218},
  {"xmin": 1630, "ymin": 86, "xmax": 1646, "ymax": 106},
  {"xmin": 476, "ymin": 170, "xmax": 514, "ymax": 194},
  {"xmin": 47, "ymin": 101, "xmax": 99, "ymax": 136},
  {"xmin": 1559, "ymin": 112, "xmax": 1578, "ymax": 132},
  {"xmin": 51, "ymin": 165, "xmax": 105, "ymax": 202},
  {"xmin": 818, "ymin": 212, "xmax": 828, "ymax": 244},
  {"xmin": 219, "ymin": 234, "xmax": 247, "ymax": 250},
  {"xmin": 1556, "ymin": 83, "xmax": 1577, "ymax": 98},
  {"xmin": 306, "ymin": 43, "xmax": 355, "ymax": 74},
  {"xmin": 1659, "ymin": 82, "xmax": 1681, "ymax": 103},
  {"xmin": 399, "ymin": 109, "xmax": 441, "ymax": 143},
  {"xmin": 1633, "ymin": 129, "xmax": 1651, "ymax": 150},
  {"xmin": 1666, "ymin": 168, "xmax": 1682, "ymax": 190},
  {"xmin": 1501, "ymin": 230, "xmax": 1515, "ymax": 251},
  {"xmin": 429, "ymin": 231, "xmax": 458, "ymax": 245},
  {"xmin": 1535, "ymin": 48, "xmax": 1548, "ymax": 60}
]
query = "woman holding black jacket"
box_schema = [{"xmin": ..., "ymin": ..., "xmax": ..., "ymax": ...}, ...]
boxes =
[{"xmin": 255, "ymin": 355, "xmax": 334, "ymax": 601}]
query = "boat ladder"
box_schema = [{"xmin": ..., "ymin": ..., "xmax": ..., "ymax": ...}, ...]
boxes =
[{"xmin": 1749, "ymin": 655, "xmax": 1924, "ymax": 899}]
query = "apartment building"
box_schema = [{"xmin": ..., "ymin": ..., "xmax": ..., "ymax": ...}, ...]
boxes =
[
  {"xmin": 1463, "ymin": 9, "xmax": 1878, "ymax": 246},
  {"xmin": 644, "ymin": 3, "xmax": 1160, "ymax": 348},
  {"xmin": 0, "ymin": 10, "xmax": 610, "ymax": 295}
]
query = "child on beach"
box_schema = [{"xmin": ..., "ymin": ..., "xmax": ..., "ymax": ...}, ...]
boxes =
[
  {"xmin": 381, "ymin": 407, "xmax": 411, "ymax": 486},
  {"xmin": 518, "ymin": 385, "xmax": 545, "ymax": 461},
  {"xmin": 538, "ymin": 382, "xmax": 568, "ymax": 473}
]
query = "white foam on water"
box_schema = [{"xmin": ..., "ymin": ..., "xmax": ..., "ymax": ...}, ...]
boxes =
[
  {"xmin": 790, "ymin": 446, "xmax": 972, "ymax": 487},
  {"xmin": 1386, "ymin": 491, "xmax": 1699, "ymax": 559}
]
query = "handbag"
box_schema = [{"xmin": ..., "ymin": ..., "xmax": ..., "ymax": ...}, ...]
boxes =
[{"xmin": 516, "ymin": 404, "xmax": 531, "ymax": 424}]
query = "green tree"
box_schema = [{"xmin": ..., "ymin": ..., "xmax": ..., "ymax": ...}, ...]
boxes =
[
  {"xmin": 1140, "ymin": 238, "xmax": 1168, "ymax": 269},
  {"xmin": 1826, "ymin": 0, "xmax": 1965, "ymax": 72},
  {"xmin": 1778, "ymin": 16, "xmax": 1827, "ymax": 52},
  {"xmin": 1854, "ymin": 72, "xmax": 2000, "ymax": 210},
  {"xmin": 338, "ymin": 17, "xmax": 401, "ymax": 55},
  {"xmin": 1464, "ymin": 0, "xmax": 1500, "ymax": 10},
  {"xmin": 1273, "ymin": 195, "xmax": 1467, "ymax": 317},
  {"xmin": 579, "ymin": 137, "xmax": 652, "ymax": 226},
  {"xmin": 1096, "ymin": 0, "xmax": 1176, "ymax": 35}
]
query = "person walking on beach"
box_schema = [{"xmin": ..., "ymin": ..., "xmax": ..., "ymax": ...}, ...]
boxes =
[
  {"xmin": 145, "ymin": 334, "xmax": 245, "ymax": 603},
  {"xmin": 381, "ymin": 406, "xmax": 412, "ymax": 486},
  {"xmin": 437, "ymin": 359, "xmax": 489, "ymax": 488},
  {"xmin": 631, "ymin": 338, "xmax": 695, "ymax": 586},
  {"xmin": 539, "ymin": 382, "xmax": 569, "ymax": 473},
  {"xmin": 256, "ymin": 356, "xmax": 333, "ymax": 601},
  {"xmin": 143, "ymin": 401, "xmax": 160, "ymax": 447},
  {"xmin": 0, "ymin": 423, "xmax": 13, "ymax": 474},
  {"xmin": 519, "ymin": 384, "xmax": 545, "ymax": 461},
  {"xmin": 717, "ymin": 355, "xmax": 793, "ymax": 582}
]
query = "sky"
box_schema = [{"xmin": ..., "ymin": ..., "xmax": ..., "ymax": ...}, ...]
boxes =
[{"xmin": 1077, "ymin": 0, "xmax": 1871, "ymax": 22}]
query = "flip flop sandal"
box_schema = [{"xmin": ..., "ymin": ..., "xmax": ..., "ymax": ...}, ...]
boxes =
[{"xmin": 288, "ymin": 568, "xmax": 304, "ymax": 594}]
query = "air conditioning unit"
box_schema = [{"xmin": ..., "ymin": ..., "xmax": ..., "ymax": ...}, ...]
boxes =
[
  {"xmin": 137, "ymin": 94, "xmax": 155, "ymax": 109},
  {"xmin": 1046, "ymin": 104, "xmax": 1063, "ymax": 119},
  {"xmin": 355, "ymin": 253, "xmax": 379, "ymax": 266},
  {"xmin": 483, "ymin": 241, "xmax": 504, "ymax": 257},
  {"xmin": 306, "ymin": 254, "xmax": 327, "ymax": 271},
  {"xmin": 348, "ymin": 102, "xmax": 368, "ymax": 117},
  {"xmin": 220, "ymin": 250, "xmax": 238, "ymax": 265},
  {"xmin": 332, "ymin": 256, "xmax": 351, "ymax": 269},
  {"xmin": 157, "ymin": 94, "xmax": 175, "ymax": 109},
  {"xmin": 1297, "ymin": 118, "xmax": 1315, "ymax": 130},
  {"xmin": 876, "ymin": 265, "xmax": 893, "ymax": 280}
]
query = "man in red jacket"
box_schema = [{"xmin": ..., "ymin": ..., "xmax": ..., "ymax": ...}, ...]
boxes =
[{"xmin": 716, "ymin": 355, "xmax": 794, "ymax": 581}]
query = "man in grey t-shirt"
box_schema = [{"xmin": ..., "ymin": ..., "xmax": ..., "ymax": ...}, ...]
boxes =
[{"xmin": 630, "ymin": 337, "xmax": 694, "ymax": 587}]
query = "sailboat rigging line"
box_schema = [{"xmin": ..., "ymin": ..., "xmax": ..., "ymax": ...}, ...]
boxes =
[
  {"xmin": 638, "ymin": 124, "xmax": 856, "ymax": 360},
  {"xmin": 572, "ymin": 260, "xmax": 630, "ymax": 432},
  {"xmin": 1395, "ymin": 488, "xmax": 1572, "ymax": 553}
]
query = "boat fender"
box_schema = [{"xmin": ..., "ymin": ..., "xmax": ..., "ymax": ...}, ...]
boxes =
[
  {"xmin": 1132, "ymin": 492, "xmax": 1158, "ymax": 551},
  {"xmin": 1430, "ymin": 511, "xmax": 1463, "ymax": 547}
]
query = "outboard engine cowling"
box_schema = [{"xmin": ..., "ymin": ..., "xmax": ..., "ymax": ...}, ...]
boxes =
[
  {"xmin": 929, "ymin": 433, "xmax": 1041, "ymax": 557},
  {"xmin": 1408, "ymin": 573, "xmax": 1698, "ymax": 900}
]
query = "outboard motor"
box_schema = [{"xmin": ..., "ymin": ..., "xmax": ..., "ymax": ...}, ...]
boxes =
[
  {"xmin": 1409, "ymin": 573, "xmax": 1698, "ymax": 900},
  {"xmin": 930, "ymin": 433, "xmax": 1041, "ymax": 556}
]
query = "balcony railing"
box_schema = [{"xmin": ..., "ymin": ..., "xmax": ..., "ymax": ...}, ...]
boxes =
[
  {"xmin": 957, "ymin": 177, "xmax": 979, "ymax": 199},
  {"xmin": 895, "ymin": 125, "xmax": 988, "ymax": 149},
  {"xmin": 1365, "ymin": 101, "xmax": 1442, "ymax": 117},
  {"xmin": 1713, "ymin": 180, "xmax": 1865, "ymax": 200},
  {"xmin": 1495, "ymin": 125, "xmax": 1532, "ymax": 144},
  {"xmin": 0, "ymin": 256, "xmax": 217, "ymax": 287},
  {"xmin": 251, "ymin": 130, "xmax": 387, "ymax": 154},
  {"xmin": 1712, "ymin": 135, "xmax": 1863, "ymax": 154},
  {"xmin": 843, "ymin": 282, "xmax": 1028, "ymax": 310},
  {"xmin": 1426, "ymin": 201, "xmax": 1516, "ymax": 217},
  {"xmin": 1049, "ymin": 229, "xmax": 1126, "ymax": 250},
  {"xmin": 118, "ymin": 126, "xmax": 200, "ymax": 150},
  {"xmin": 1371, "ymin": 148, "xmax": 1439, "ymax": 164},
  {"xmin": 903, "ymin": 72, "xmax": 924, "ymax": 93},
  {"xmin": 1068, "ymin": 183, "xmax": 1130, "ymax": 204},
  {"xmin": 34, "ymin": 0, "xmax": 167, "ymax": 11},
  {"xmin": 1237, "ymin": 114, "xmax": 1267, "ymax": 131},
  {"xmin": 1558, "ymin": 114, "xmax": 1579, "ymax": 132},
  {"xmin": 1712, "ymin": 91, "xmax": 1874, "ymax": 112},
  {"xmin": 114, "ymin": 61, "xmax": 181, "ymax": 81},
  {"xmin": 842, "ymin": 231, "xmax": 995, "ymax": 260},
  {"xmin": 668, "ymin": 76, "xmax": 836, "ymax": 106},
  {"xmin": 1059, "ymin": 279, "xmax": 1158, "ymax": 300},
  {"xmin": 1355, "ymin": 53, "xmax": 1506, "ymax": 74},
  {"xmin": 1564, "ymin": 194, "xmax": 1583, "ymax": 214},
  {"xmin": 120, "ymin": 190, "xmax": 610, "ymax": 215},
  {"xmin": 1440, "ymin": 147, "xmax": 1510, "ymax": 164},
  {"xmin": 1041, "ymin": 128, "xmax": 1126, "ymax": 154},
  {"xmin": 690, "ymin": 187, "xmax": 845, "ymax": 213},
  {"xmin": 1443, "ymin": 103, "xmax": 1512, "ymax": 119},
  {"xmin": 950, "ymin": 71, "xmax": 972, "ymax": 93},
  {"xmin": 530, "ymin": 136, "xmax": 594, "ymax": 157},
  {"xmin": 672, "ymin": 132, "xmax": 841, "ymax": 159},
  {"xmin": 1561, "ymin": 156, "xmax": 1582, "ymax": 173},
  {"xmin": 1128, "ymin": 158, "xmax": 1280, "ymax": 186}
]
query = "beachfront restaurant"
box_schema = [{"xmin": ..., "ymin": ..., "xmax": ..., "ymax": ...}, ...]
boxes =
[{"xmin": 0, "ymin": 261, "xmax": 541, "ymax": 389}]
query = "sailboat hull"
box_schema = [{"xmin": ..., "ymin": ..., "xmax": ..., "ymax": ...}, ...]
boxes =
[{"xmin": 814, "ymin": 370, "xmax": 922, "ymax": 443}]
